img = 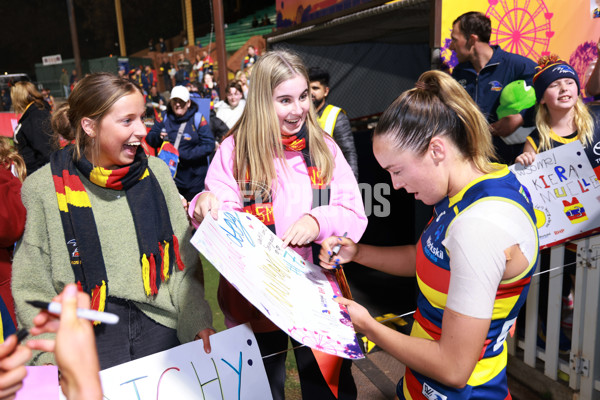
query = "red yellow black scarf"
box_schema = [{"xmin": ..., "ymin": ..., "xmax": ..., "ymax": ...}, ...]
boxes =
[{"xmin": 50, "ymin": 145, "xmax": 184, "ymax": 319}]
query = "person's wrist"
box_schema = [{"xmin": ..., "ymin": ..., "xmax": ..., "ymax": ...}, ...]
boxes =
[
  {"xmin": 305, "ymin": 213, "xmax": 320, "ymax": 233},
  {"xmin": 63, "ymin": 373, "xmax": 102, "ymax": 400}
]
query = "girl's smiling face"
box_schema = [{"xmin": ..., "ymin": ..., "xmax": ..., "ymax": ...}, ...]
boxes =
[
  {"xmin": 91, "ymin": 91, "xmax": 147, "ymax": 169},
  {"xmin": 541, "ymin": 78, "xmax": 579, "ymax": 112},
  {"xmin": 272, "ymin": 74, "xmax": 310, "ymax": 136}
]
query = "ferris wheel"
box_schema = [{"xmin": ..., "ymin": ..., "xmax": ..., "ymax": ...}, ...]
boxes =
[{"xmin": 486, "ymin": 0, "xmax": 554, "ymax": 60}]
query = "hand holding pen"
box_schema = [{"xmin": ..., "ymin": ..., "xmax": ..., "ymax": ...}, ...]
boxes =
[
  {"xmin": 319, "ymin": 233, "xmax": 358, "ymax": 269},
  {"xmin": 27, "ymin": 284, "xmax": 103, "ymax": 400}
]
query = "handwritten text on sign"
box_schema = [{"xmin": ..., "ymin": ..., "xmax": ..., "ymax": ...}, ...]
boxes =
[
  {"xmin": 99, "ymin": 324, "xmax": 272, "ymax": 400},
  {"xmin": 191, "ymin": 211, "xmax": 364, "ymax": 359},
  {"xmin": 511, "ymin": 141, "xmax": 600, "ymax": 248}
]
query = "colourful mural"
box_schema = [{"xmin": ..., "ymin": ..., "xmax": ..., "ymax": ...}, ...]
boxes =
[
  {"xmin": 276, "ymin": 0, "xmax": 386, "ymax": 28},
  {"xmin": 441, "ymin": 0, "xmax": 600, "ymax": 98}
]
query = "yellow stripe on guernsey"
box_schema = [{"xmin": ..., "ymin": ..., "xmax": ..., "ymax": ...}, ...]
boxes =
[
  {"xmin": 416, "ymin": 273, "xmax": 447, "ymax": 309},
  {"xmin": 0, "ymin": 315, "xmax": 3, "ymax": 344},
  {"xmin": 163, "ymin": 241, "xmax": 170, "ymax": 280},
  {"xmin": 448, "ymin": 165, "xmax": 509, "ymax": 208},
  {"xmin": 402, "ymin": 379, "xmax": 414, "ymax": 400},
  {"xmin": 411, "ymin": 319, "xmax": 508, "ymax": 388},
  {"xmin": 142, "ymin": 254, "xmax": 151, "ymax": 296},
  {"xmin": 90, "ymin": 166, "xmax": 110, "ymax": 186},
  {"xmin": 548, "ymin": 129, "xmax": 578, "ymax": 145},
  {"xmin": 468, "ymin": 346, "xmax": 507, "ymax": 386},
  {"xmin": 410, "ymin": 320, "xmax": 434, "ymax": 340}
]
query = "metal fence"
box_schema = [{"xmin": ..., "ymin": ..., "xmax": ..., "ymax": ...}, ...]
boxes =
[{"xmin": 508, "ymin": 236, "xmax": 600, "ymax": 399}]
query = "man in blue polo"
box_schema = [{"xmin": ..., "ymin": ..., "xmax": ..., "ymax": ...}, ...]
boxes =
[{"xmin": 450, "ymin": 11, "xmax": 537, "ymax": 164}]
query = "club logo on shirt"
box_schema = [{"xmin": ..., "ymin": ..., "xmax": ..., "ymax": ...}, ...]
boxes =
[
  {"xmin": 422, "ymin": 382, "xmax": 447, "ymax": 400},
  {"xmin": 489, "ymin": 81, "xmax": 503, "ymax": 91}
]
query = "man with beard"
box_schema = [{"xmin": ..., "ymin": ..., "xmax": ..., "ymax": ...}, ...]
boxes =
[{"xmin": 308, "ymin": 67, "xmax": 359, "ymax": 180}]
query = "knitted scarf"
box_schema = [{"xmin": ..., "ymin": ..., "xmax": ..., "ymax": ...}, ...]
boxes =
[
  {"xmin": 243, "ymin": 124, "xmax": 330, "ymax": 233},
  {"xmin": 50, "ymin": 145, "xmax": 184, "ymax": 318}
]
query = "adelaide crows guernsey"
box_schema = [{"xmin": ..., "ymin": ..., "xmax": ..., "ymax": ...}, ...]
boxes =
[{"xmin": 399, "ymin": 166, "xmax": 539, "ymax": 400}]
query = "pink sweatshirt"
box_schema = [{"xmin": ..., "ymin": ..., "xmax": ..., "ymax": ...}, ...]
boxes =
[{"xmin": 189, "ymin": 134, "xmax": 367, "ymax": 331}]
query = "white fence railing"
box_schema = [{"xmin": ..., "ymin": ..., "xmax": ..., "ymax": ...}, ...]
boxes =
[{"xmin": 508, "ymin": 235, "xmax": 600, "ymax": 399}]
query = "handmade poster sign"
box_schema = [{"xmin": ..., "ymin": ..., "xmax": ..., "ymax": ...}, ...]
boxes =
[
  {"xmin": 511, "ymin": 140, "xmax": 600, "ymax": 248},
  {"xmin": 99, "ymin": 324, "xmax": 272, "ymax": 399},
  {"xmin": 191, "ymin": 210, "xmax": 364, "ymax": 360}
]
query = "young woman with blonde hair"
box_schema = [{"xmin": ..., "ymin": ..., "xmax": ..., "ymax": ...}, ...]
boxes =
[
  {"xmin": 319, "ymin": 70, "xmax": 539, "ymax": 399},
  {"xmin": 12, "ymin": 73, "xmax": 214, "ymax": 369},
  {"xmin": 191, "ymin": 50, "xmax": 367, "ymax": 400},
  {"xmin": 11, "ymin": 81, "xmax": 53, "ymax": 175}
]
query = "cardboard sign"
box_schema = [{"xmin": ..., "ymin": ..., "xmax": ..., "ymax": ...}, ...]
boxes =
[
  {"xmin": 100, "ymin": 324, "xmax": 271, "ymax": 399},
  {"xmin": 511, "ymin": 141, "xmax": 600, "ymax": 248},
  {"xmin": 191, "ymin": 210, "xmax": 364, "ymax": 360}
]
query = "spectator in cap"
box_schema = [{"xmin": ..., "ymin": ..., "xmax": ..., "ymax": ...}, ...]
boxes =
[{"xmin": 146, "ymin": 85, "xmax": 215, "ymax": 200}]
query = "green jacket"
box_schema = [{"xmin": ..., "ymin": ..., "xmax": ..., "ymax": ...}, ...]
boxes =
[{"xmin": 13, "ymin": 157, "xmax": 213, "ymax": 365}]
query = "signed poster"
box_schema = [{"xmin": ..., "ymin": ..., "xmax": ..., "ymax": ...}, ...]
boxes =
[{"xmin": 191, "ymin": 210, "xmax": 364, "ymax": 360}]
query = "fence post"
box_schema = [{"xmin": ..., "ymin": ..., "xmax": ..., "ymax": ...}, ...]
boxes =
[{"xmin": 577, "ymin": 236, "xmax": 600, "ymax": 399}]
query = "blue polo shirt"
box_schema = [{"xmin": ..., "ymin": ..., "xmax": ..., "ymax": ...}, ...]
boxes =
[{"xmin": 452, "ymin": 45, "xmax": 537, "ymax": 125}]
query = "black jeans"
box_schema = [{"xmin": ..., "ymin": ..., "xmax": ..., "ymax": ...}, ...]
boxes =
[{"xmin": 94, "ymin": 297, "xmax": 180, "ymax": 370}]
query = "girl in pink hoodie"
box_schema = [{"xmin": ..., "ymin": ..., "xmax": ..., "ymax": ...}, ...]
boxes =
[{"xmin": 189, "ymin": 50, "xmax": 367, "ymax": 400}]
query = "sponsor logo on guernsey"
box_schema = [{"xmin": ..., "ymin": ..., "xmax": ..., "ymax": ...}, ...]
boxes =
[
  {"xmin": 425, "ymin": 235, "xmax": 444, "ymax": 261},
  {"xmin": 593, "ymin": 141, "xmax": 600, "ymax": 156},
  {"xmin": 422, "ymin": 382, "xmax": 447, "ymax": 400}
]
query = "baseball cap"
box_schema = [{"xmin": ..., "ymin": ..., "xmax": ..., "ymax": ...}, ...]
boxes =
[{"xmin": 170, "ymin": 85, "xmax": 190, "ymax": 103}]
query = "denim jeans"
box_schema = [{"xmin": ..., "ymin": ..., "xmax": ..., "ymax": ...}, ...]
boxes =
[{"xmin": 94, "ymin": 297, "xmax": 180, "ymax": 370}]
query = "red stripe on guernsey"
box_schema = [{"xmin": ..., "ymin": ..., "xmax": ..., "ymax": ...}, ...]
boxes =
[
  {"xmin": 414, "ymin": 309, "xmax": 441, "ymax": 340},
  {"xmin": 403, "ymin": 368, "xmax": 423, "ymax": 398},
  {"xmin": 416, "ymin": 239, "xmax": 450, "ymax": 293},
  {"xmin": 243, "ymin": 203, "xmax": 275, "ymax": 226},
  {"xmin": 496, "ymin": 277, "xmax": 530, "ymax": 300},
  {"xmin": 479, "ymin": 339, "xmax": 492, "ymax": 360}
]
